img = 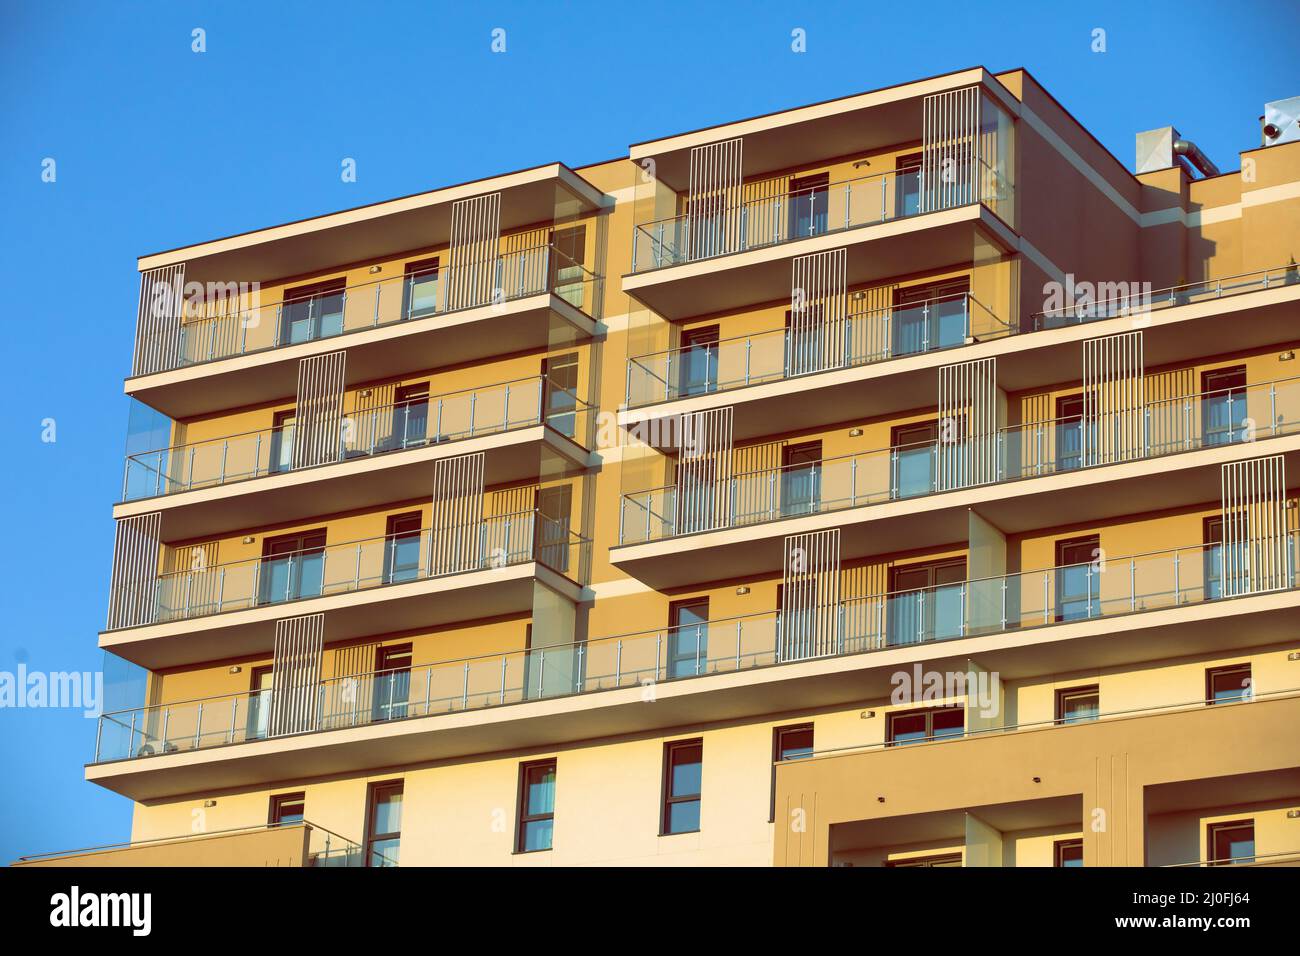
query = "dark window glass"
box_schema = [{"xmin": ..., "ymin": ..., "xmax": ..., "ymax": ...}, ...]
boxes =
[
  {"xmin": 1054, "ymin": 839, "xmax": 1084, "ymax": 867},
  {"xmin": 677, "ymin": 325, "xmax": 720, "ymax": 397},
  {"xmin": 372, "ymin": 644, "xmax": 412, "ymax": 722},
  {"xmin": 550, "ymin": 226, "xmax": 587, "ymax": 308},
  {"xmin": 259, "ymin": 529, "xmax": 327, "ymax": 604},
  {"xmin": 1055, "ymin": 393, "xmax": 1086, "ymax": 471},
  {"xmin": 1055, "ymin": 686, "xmax": 1100, "ymax": 724},
  {"xmin": 1206, "ymin": 664, "xmax": 1252, "ymax": 704},
  {"xmin": 891, "ymin": 420, "xmax": 939, "ymax": 499},
  {"xmin": 402, "ymin": 257, "xmax": 440, "ymax": 319},
  {"xmin": 246, "ymin": 665, "xmax": 274, "ymax": 741},
  {"xmin": 1055, "ymin": 536, "xmax": 1101, "ymax": 622},
  {"xmin": 780, "ymin": 442, "xmax": 822, "ymax": 517},
  {"xmin": 668, "ymin": 598, "xmax": 709, "ymax": 678},
  {"xmin": 887, "ymin": 558, "xmax": 966, "ymax": 645},
  {"xmin": 365, "ymin": 781, "xmax": 403, "ymax": 867},
  {"xmin": 542, "ymin": 353, "xmax": 579, "ymax": 438},
  {"xmin": 788, "ymin": 173, "xmax": 830, "ymax": 239},
  {"xmin": 516, "ymin": 760, "xmax": 557, "ymax": 853},
  {"xmin": 892, "ymin": 277, "xmax": 970, "ymax": 355},
  {"xmin": 785, "ymin": 305, "xmax": 827, "ymax": 376},
  {"xmin": 887, "ymin": 706, "xmax": 964, "ymax": 746},
  {"xmin": 269, "ymin": 409, "xmax": 297, "ymax": 475},
  {"xmin": 390, "ymin": 383, "xmax": 430, "ymax": 449},
  {"xmin": 770, "ymin": 724, "xmax": 814, "ymax": 822},
  {"xmin": 534, "ymin": 485, "xmax": 573, "ymax": 573},
  {"xmin": 894, "ymin": 154, "xmax": 922, "ymax": 218},
  {"xmin": 383, "ymin": 512, "xmax": 423, "ymax": 584},
  {"xmin": 1208, "ymin": 820, "xmax": 1255, "ymax": 865},
  {"xmin": 1202, "ymin": 366, "xmax": 1247, "ymax": 447},
  {"xmin": 662, "ymin": 739, "xmax": 703, "ymax": 834},
  {"xmin": 280, "ymin": 278, "xmax": 346, "ymax": 345},
  {"xmin": 269, "ymin": 792, "xmax": 306, "ymax": 826}
]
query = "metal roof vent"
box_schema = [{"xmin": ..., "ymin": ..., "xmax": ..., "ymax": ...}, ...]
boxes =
[{"xmin": 1262, "ymin": 96, "xmax": 1300, "ymax": 147}]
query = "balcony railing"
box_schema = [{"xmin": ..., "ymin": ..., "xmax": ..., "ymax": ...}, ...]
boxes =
[
  {"xmin": 1030, "ymin": 264, "xmax": 1300, "ymax": 330},
  {"xmin": 92, "ymin": 535, "xmax": 1297, "ymax": 764},
  {"xmin": 12, "ymin": 821, "xmax": 387, "ymax": 867},
  {"xmin": 107, "ymin": 509, "xmax": 588, "ymax": 630},
  {"xmin": 122, "ymin": 377, "xmax": 591, "ymax": 502},
  {"xmin": 630, "ymin": 161, "xmax": 1011, "ymax": 273},
  {"xmin": 134, "ymin": 244, "xmax": 597, "ymax": 375},
  {"xmin": 625, "ymin": 291, "xmax": 1007, "ymax": 407},
  {"xmin": 619, "ymin": 374, "xmax": 1300, "ymax": 544}
]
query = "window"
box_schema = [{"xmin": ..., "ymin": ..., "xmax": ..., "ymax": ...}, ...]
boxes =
[
  {"xmin": 402, "ymin": 257, "xmax": 440, "ymax": 319},
  {"xmin": 383, "ymin": 512, "xmax": 423, "ymax": 584},
  {"xmin": 677, "ymin": 325, "xmax": 719, "ymax": 397},
  {"xmin": 661, "ymin": 739, "xmax": 703, "ymax": 834},
  {"xmin": 676, "ymin": 456, "xmax": 718, "ymax": 535},
  {"xmin": 549, "ymin": 226, "xmax": 587, "ymax": 308},
  {"xmin": 1203, "ymin": 515, "xmax": 1248, "ymax": 600},
  {"xmin": 1055, "ymin": 535, "xmax": 1101, "ymax": 622},
  {"xmin": 886, "ymin": 706, "xmax": 964, "ymax": 746},
  {"xmin": 784, "ymin": 305, "xmax": 826, "ymax": 376},
  {"xmin": 1055, "ymin": 685, "xmax": 1100, "ymax": 724},
  {"xmin": 542, "ymin": 353, "xmax": 579, "ymax": 438},
  {"xmin": 770, "ymin": 724, "xmax": 813, "ymax": 821},
  {"xmin": 247, "ymin": 666, "xmax": 274, "ymax": 740},
  {"xmin": 364, "ymin": 781, "xmax": 403, "ymax": 867},
  {"xmin": 891, "ymin": 420, "xmax": 939, "ymax": 499},
  {"xmin": 1207, "ymin": 820, "xmax": 1255, "ymax": 865},
  {"xmin": 1206, "ymin": 663, "xmax": 1252, "ymax": 704},
  {"xmin": 892, "ymin": 277, "xmax": 970, "ymax": 355},
  {"xmin": 269, "ymin": 792, "xmax": 305, "ymax": 826},
  {"xmin": 668, "ymin": 598, "xmax": 709, "ymax": 678},
  {"xmin": 780, "ymin": 442, "xmax": 822, "ymax": 517},
  {"xmin": 887, "ymin": 852, "xmax": 963, "ymax": 867},
  {"xmin": 1054, "ymin": 838, "xmax": 1084, "ymax": 867},
  {"xmin": 887, "ymin": 558, "xmax": 966, "ymax": 645},
  {"xmin": 372, "ymin": 644, "xmax": 412, "ymax": 722},
  {"xmin": 894, "ymin": 153, "xmax": 922, "ymax": 218},
  {"xmin": 1055, "ymin": 394, "xmax": 1087, "ymax": 471},
  {"xmin": 516, "ymin": 759, "xmax": 557, "ymax": 853},
  {"xmin": 1202, "ymin": 366, "xmax": 1247, "ymax": 447},
  {"xmin": 269, "ymin": 409, "xmax": 296, "ymax": 474},
  {"xmin": 390, "ymin": 383, "xmax": 430, "ymax": 449},
  {"xmin": 280, "ymin": 278, "xmax": 346, "ymax": 345},
  {"xmin": 787, "ymin": 172, "xmax": 829, "ymax": 239},
  {"xmin": 259, "ymin": 529, "xmax": 327, "ymax": 604},
  {"xmin": 534, "ymin": 485, "xmax": 573, "ymax": 572}
]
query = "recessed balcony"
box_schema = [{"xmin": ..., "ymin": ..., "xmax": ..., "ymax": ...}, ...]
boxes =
[
  {"xmin": 117, "ymin": 377, "xmax": 593, "ymax": 540},
  {"xmin": 615, "ymin": 374, "xmax": 1300, "ymax": 587},
  {"xmin": 87, "ymin": 533, "xmax": 1300, "ymax": 800},
  {"xmin": 101, "ymin": 510, "xmax": 588, "ymax": 670}
]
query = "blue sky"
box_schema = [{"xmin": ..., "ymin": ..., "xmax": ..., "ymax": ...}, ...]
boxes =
[{"xmin": 0, "ymin": 0, "xmax": 1296, "ymax": 862}]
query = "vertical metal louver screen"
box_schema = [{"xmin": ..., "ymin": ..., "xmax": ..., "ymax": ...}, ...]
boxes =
[
  {"xmin": 1083, "ymin": 331, "xmax": 1145, "ymax": 466},
  {"xmin": 781, "ymin": 530, "xmax": 841, "ymax": 661},
  {"xmin": 1221, "ymin": 456, "xmax": 1290, "ymax": 596},
  {"xmin": 447, "ymin": 193, "xmax": 502, "ymax": 310},
  {"xmin": 431, "ymin": 452, "xmax": 486, "ymax": 575},
  {"xmin": 686, "ymin": 138, "xmax": 743, "ymax": 260},
  {"xmin": 106, "ymin": 512, "xmax": 162, "ymax": 629},
  {"xmin": 937, "ymin": 357, "xmax": 998, "ymax": 490},
  {"xmin": 269, "ymin": 614, "xmax": 324, "ymax": 737},
  {"xmin": 921, "ymin": 87, "xmax": 979, "ymax": 212},
  {"xmin": 674, "ymin": 408, "xmax": 735, "ymax": 534},
  {"xmin": 132, "ymin": 264, "xmax": 186, "ymax": 375},
  {"xmin": 789, "ymin": 249, "xmax": 848, "ymax": 375},
  {"xmin": 292, "ymin": 350, "xmax": 347, "ymax": 469}
]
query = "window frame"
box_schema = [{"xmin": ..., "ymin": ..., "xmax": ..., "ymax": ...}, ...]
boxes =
[
  {"xmin": 268, "ymin": 791, "xmax": 306, "ymax": 827},
  {"xmin": 667, "ymin": 597, "xmax": 710, "ymax": 679},
  {"xmin": 1054, "ymin": 684, "xmax": 1100, "ymax": 725},
  {"xmin": 885, "ymin": 705, "xmax": 965, "ymax": 746},
  {"xmin": 1205, "ymin": 663, "xmax": 1252, "ymax": 705},
  {"xmin": 885, "ymin": 852, "xmax": 963, "ymax": 867},
  {"xmin": 1053, "ymin": 838, "xmax": 1084, "ymax": 867},
  {"xmin": 660, "ymin": 738, "xmax": 704, "ymax": 836},
  {"xmin": 363, "ymin": 779, "xmax": 404, "ymax": 868},
  {"xmin": 514, "ymin": 758, "xmax": 558, "ymax": 854},
  {"xmin": 770, "ymin": 723, "xmax": 814, "ymax": 823},
  {"xmin": 1207, "ymin": 819, "xmax": 1255, "ymax": 865}
]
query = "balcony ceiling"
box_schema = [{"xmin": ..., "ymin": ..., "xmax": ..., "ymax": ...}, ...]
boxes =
[{"xmin": 138, "ymin": 164, "xmax": 605, "ymax": 284}]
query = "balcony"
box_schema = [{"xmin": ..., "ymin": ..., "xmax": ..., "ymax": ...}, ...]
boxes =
[
  {"xmin": 130, "ymin": 244, "xmax": 599, "ymax": 419},
  {"xmin": 616, "ymin": 374, "xmax": 1300, "ymax": 586},
  {"xmin": 89, "ymin": 533, "xmax": 1300, "ymax": 800},
  {"xmin": 101, "ymin": 510, "xmax": 588, "ymax": 669},
  {"xmin": 775, "ymin": 690, "xmax": 1300, "ymax": 867},
  {"xmin": 626, "ymin": 291, "xmax": 1008, "ymax": 408},
  {"xmin": 118, "ymin": 377, "xmax": 593, "ymax": 540},
  {"xmin": 623, "ymin": 170, "xmax": 1014, "ymax": 320},
  {"xmin": 11, "ymin": 821, "xmax": 379, "ymax": 868}
]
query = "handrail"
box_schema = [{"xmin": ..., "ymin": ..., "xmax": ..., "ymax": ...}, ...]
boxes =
[{"xmin": 12, "ymin": 819, "xmax": 362, "ymax": 863}]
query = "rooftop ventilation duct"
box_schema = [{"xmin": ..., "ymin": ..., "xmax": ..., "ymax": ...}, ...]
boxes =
[
  {"xmin": 1135, "ymin": 126, "xmax": 1219, "ymax": 179},
  {"xmin": 1262, "ymin": 96, "xmax": 1300, "ymax": 147}
]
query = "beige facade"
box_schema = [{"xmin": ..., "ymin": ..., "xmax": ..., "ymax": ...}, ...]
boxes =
[{"xmin": 23, "ymin": 66, "xmax": 1300, "ymax": 868}]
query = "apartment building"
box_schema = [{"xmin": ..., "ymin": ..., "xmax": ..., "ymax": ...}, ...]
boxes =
[{"xmin": 21, "ymin": 67, "xmax": 1300, "ymax": 867}]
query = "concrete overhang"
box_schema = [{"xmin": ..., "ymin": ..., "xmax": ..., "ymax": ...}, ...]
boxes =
[
  {"xmin": 125, "ymin": 294, "xmax": 595, "ymax": 420},
  {"xmin": 87, "ymin": 583, "xmax": 1300, "ymax": 802},
  {"xmin": 114, "ymin": 425, "xmax": 591, "ymax": 543},
  {"xmin": 610, "ymin": 434, "xmax": 1300, "ymax": 589},
  {"xmin": 138, "ymin": 163, "xmax": 606, "ymax": 283},
  {"xmin": 98, "ymin": 562, "xmax": 581, "ymax": 671},
  {"xmin": 620, "ymin": 205, "xmax": 1016, "ymax": 321},
  {"xmin": 620, "ymin": 283, "xmax": 1300, "ymax": 448}
]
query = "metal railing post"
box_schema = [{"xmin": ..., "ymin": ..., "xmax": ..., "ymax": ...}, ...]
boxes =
[
  {"xmin": 615, "ymin": 639, "xmax": 623, "ymax": 686},
  {"xmin": 193, "ymin": 702, "xmax": 203, "ymax": 750},
  {"xmin": 229, "ymin": 697, "xmax": 237, "ymax": 743}
]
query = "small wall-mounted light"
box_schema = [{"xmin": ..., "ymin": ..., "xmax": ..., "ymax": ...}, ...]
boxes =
[
  {"xmin": 368, "ymin": 265, "xmax": 382, "ymax": 274},
  {"xmin": 1288, "ymin": 651, "xmax": 1300, "ymax": 661},
  {"xmin": 1288, "ymin": 809, "xmax": 1300, "ymax": 819},
  {"xmin": 242, "ymin": 536, "xmax": 255, "ymax": 545},
  {"xmin": 228, "ymin": 665, "xmax": 242, "ymax": 675},
  {"xmin": 852, "ymin": 291, "xmax": 867, "ymax": 301},
  {"xmin": 735, "ymin": 586, "xmax": 751, "ymax": 595},
  {"xmin": 1032, "ymin": 776, "xmax": 1042, "ymax": 784},
  {"xmin": 359, "ymin": 388, "xmax": 374, "ymax": 398},
  {"xmin": 876, "ymin": 796, "xmax": 886, "ymax": 803},
  {"xmin": 852, "ymin": 159, "xmax": 872, "ymax": 169},
  {"xmin": 849, "ymin": 427, "xmax": 864, "ymax": 437},
  {"xmin": 859, "ymin": 710, "xmax": 875, "ymax": 719},
  {"xmin": 203, "ymin": 800, "xmax": 217, "ymax": 808},
  {"xmin": 1281, "ymin": 350, "xmax": 1295, "ymax": 361}
]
